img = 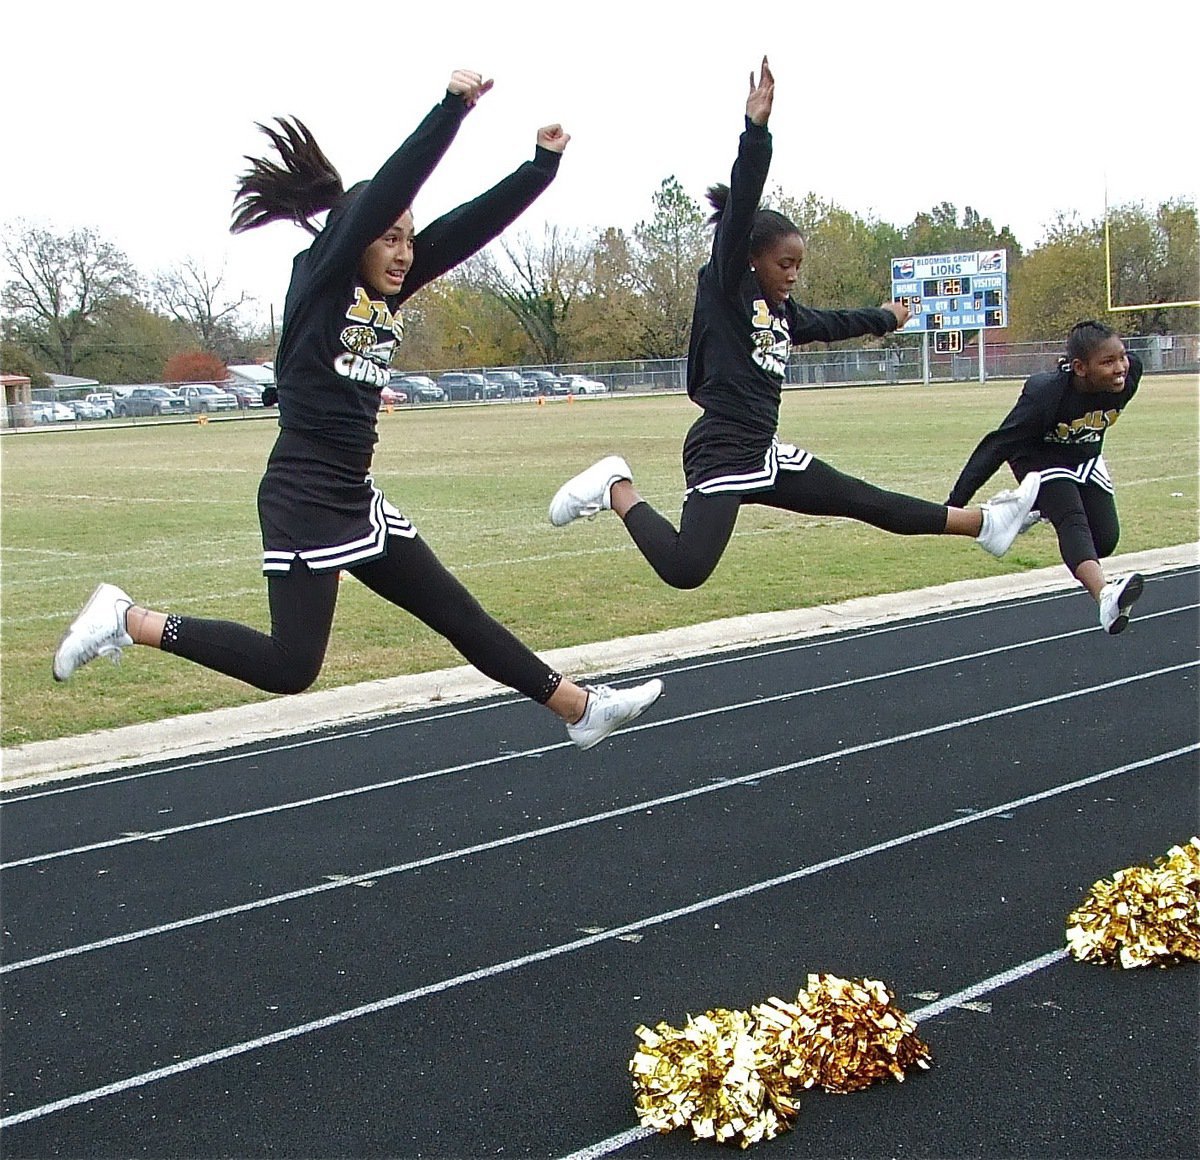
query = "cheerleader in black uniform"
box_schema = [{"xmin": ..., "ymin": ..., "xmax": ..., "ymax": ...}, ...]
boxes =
[
  {"xmin": 948, "ymin": 321, "xmax": 1145, "ymax": 634},
  {"xmin": 53, "ymin": 69, "xmax": 661, "ymax": 750},
  {"xmin": 550, "ymin": 58, "xmax": 1038, "ymax": 588}
]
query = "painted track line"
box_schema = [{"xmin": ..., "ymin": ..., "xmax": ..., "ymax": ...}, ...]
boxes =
[
  {"xmin": 3, "ymin": 668, "xmax": 1195, "ymax": 968},
  {"xmin": 4, "ymin": 611, "xmax": 1194, "ymax": 868},
  {"xmin": 7, "ymin": 561, "xmax": 1190, "ymax": 796},
  {"xmin": 558, "ymin": 949, "xmax": 1073, "ymax": 1160},
  {"xmin": 1, "ymin": 745, "xmax": 1191, "ymax": 1128}
]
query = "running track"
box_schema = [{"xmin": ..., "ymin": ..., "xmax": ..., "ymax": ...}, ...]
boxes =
[{"xmin": 2, "ymin": 566, "xmax": 1197, "ymax": 1158}]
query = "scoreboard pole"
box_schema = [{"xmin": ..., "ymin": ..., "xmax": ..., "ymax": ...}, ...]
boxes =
[
  {"xmin": 978, "ymin": 327, "xmax": 986, "ymax": 384},
  {"xmin": 921, "ymin": 333, "xmax": 930, "ymax": 386}
]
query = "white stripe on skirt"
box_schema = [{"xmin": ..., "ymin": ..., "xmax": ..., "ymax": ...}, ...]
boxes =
[{"xmin": 690, "ymin": 439, "xmax": 813, "ymax": 496}]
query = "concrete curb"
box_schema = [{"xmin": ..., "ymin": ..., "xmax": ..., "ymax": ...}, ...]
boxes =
[{"xmin": 4, "ymin": 543, "xmax": 1196, "ymax": 791}]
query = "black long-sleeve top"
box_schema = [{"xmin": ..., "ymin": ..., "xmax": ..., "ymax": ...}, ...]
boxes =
[
  {"xmin": 273, "ymin": 92, "xmax": 560, "ymax": 455},
  {"xmin": 947, "ymin": 353, "xmax": 1143, "ymax": 507},
  {"xmin": 686, "ymin": 118, "xmax": 899, "ymax": 440}
]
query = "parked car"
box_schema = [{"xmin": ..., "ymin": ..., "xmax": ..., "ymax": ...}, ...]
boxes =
[
  {"xmin": 484, "ymin": 370, "xmax": 525, "ymax": 398},
  {"xmin": 563, "ymin": 374, "xmax": 607, "ymax": 395},
  {"xmin": 224, "ymin": 383, "xmax": 266, "ymax": 409},
  {"xmin": 114, "ymin": 387, "xmax": 188, "ymax": 418},
  {"xmin": 436, "ymin": 372, "xmax": 499, "ymax": 401},
  {"xmin": 391, "ymin": 374, "xmax": 445, "ymax": 403},
  {"xmin": 85, "ymin": 392, "xmax": 116, "ymax": 417},
  {"xmin": 28, "ymin": 400, "xmax": 75, "ymax": 423},
  {"xmin": 68, "ymin": 398, "xmax": 108, "ymax": 420},
  {"xmin": 521, "ymin": 369, "xmax": 569, "ymax": 396},
  {"xmin": 379, "ymin": 383, "xmax": 408, "ymax": 406},
  {"xmin": 176, "ymin": 384, "xmax": 239, "ymax": 413}
]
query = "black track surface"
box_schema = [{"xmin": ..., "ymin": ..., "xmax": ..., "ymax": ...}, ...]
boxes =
[{"xmin": 2, "ymin": 569, "xmax": 1197, "ymax": 1159}]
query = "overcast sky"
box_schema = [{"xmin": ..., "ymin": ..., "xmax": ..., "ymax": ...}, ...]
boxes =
[{"xmin": 4, "ymin": 0, "xmax": 1196, "ymax": 323}]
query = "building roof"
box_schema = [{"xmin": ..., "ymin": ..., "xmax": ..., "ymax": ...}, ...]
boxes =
[
  {"xmin": 227, "ymin": 364, "xmax": 275, "ymax": 385},
  {"xmin": 47, "ymin": 373, "xmax": 101, "ymax": 389}
]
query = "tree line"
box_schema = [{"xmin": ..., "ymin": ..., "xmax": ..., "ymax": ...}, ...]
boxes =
[{"xmin": 2, "ymin": 184, "xmax": 1196, "ymax": 388}]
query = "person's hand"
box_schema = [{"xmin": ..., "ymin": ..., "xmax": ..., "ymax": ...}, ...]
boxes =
[
  {"xmin": 746, "ymin": 56, "xmax": 774, "ymax": 126},
  {"xmin": 882, "ymin": 300, "xmax": 911, "ymax": 327},
  {"xmin": 447, "ymin": 69, "xmax": 494, "ymax": 108},
  {"xmin": 537, "ymin": 124, "xmax": 570, "ymax": 153}
]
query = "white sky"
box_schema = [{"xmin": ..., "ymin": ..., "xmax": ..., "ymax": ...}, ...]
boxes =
[{"xmin": 4, "ymin": 0, "xmax": 1196, "ymax": 325}]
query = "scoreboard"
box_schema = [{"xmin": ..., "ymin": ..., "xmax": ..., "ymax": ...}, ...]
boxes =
[{"xmin": 890, "ymin": 250, "xmax": 1008, "ymax": 335}]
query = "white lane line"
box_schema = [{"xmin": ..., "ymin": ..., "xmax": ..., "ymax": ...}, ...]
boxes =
[
  {"xmin": 3, "ymin": 628, "xmax": 1194, "ymax": 869},
  {"xmin": 4, "ymin": 652, "xmax": 1195, "ymax": 873},
  {"xmin": 5, "ymin": 586, "xmax": 1192, "ymax": 805},
  {"xmin": 4, "ymin": 696, "xmax": 1196, "ymax": 974},
  {"xmin": 2, "ymin": 746, "xmax": 1186, "ymax": 1130},
  {"xmin": 558, "ymin": 948, "xmax": 1073, "ymax": 1160}
]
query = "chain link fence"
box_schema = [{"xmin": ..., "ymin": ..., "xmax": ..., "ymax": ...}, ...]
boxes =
[{"xmin": 5, "ymin": 336, "xmax": 1197, "ymax": 430}]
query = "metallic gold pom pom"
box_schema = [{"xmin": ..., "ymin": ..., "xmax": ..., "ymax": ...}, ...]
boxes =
[
  {"xmin": 753, "ymin": 974, "xmax": 932, "ymax": 1095},
  {"xmin": 1066, "ymin": 837, "xmax": 1200, "ymax": 969},
  {"xmin": 630, "ymin": 1009, "xmax": 798, "ymax": 1148}
]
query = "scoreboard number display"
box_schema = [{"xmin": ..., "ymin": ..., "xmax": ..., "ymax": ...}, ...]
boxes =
[{"xmin": 890, "ymin": 251, "xmax": 1008, "ymax": 343}]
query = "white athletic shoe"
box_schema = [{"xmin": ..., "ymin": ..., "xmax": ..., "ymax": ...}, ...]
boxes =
[
  {"xmin": 567, "ymin": 679, "xmax": 664, "ymax": 750},
  {"xmin": 52, "ymin": 583, "xmax": 135, "ymax": 681},
  {"xmin": 1099, "ymin": 573, "xmax": 1144, "ymax": 635},
  {"xmin": 549, "ymin": 455, "xmax": 632, "ymax": 527},
  {"xmin": 976, "ymin": 473, "xmax": 1041, "ymax": 557}
]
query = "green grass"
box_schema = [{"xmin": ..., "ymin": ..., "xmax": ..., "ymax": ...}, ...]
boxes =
[{"xmin": 3, "ymin": 378, "xmax": 1197, "ymax": 746}]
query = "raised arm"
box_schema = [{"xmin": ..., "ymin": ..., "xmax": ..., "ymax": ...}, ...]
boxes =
[
  {"xmin": 712, "ymin": 58, "xmax": 775, "ymax": 291},
  {"xmin": 788, "ymin": 301, "xmax": 903, "ymax": 345},
  {"xmin": 400, "ymin": 124, "xmax": 569, "ymax": 300},
  {"xmin": 306, "ymin": 70, "xmax": 493, "ymax": 285}
]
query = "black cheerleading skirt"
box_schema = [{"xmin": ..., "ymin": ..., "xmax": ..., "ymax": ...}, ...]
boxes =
[
  {"xmin": 681, "ymin": 413, "xmax": 813, "ymax": 496},
  {"xmin": 257, "ymin": 430, "xmax": 416, "ymax": 576}
]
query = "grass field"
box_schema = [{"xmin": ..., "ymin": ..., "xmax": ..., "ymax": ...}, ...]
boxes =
[{"xmin": 2, "ymin": 377, "xmax": 1197, "ymax": 747}]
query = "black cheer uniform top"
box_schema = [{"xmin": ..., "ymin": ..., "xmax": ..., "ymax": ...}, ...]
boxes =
[
  {"xmin": 683, "ymin": 117, "xmax": 899, "ymax": 494},
  {"xmin": 947, "ymin": 353, "xmax": 1142, "ymax": 507},
  {"xmin": 258, "ymin": 92, "xmax": 560, "ymax": 574}
]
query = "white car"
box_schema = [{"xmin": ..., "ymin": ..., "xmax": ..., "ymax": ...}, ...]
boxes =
[
  {"xmin": 176, "ymin": 384, "xmax": 239, "ymax": 413},
  {"xmin": 86, "ymin": 392, "xmax": 116, "ymax": 417},
  {"xmin": 564, "ymin": 374, "xmax": 607, "ymax": 395},
  {"xmin": 28, "ymin": 401, "xmax": 75, "ymax": 423}
]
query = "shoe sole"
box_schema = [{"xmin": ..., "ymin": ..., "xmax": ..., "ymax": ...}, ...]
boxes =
[{"xmin": 1107, "ymin": 573, "xmax": 1144, "ymax": 635}]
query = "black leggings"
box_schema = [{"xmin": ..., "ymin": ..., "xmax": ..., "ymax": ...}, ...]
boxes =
[
  {"xmin": 160, "ymin": 535, "xmax": 562, "ymax": 702},
  {"xmin": 623, "ymin": 456, "xmax": 949, "ymax": 589},
  {"xmin": 1033, "ymin": 478, "xmax": 1120, "ymax": 574}
]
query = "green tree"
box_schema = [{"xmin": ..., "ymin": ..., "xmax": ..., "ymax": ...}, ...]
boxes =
[
  {"xmin": 566, "ymin": 227, "xmax": 643, "ymax": 361},
  {"xmin": 628, "ymin": 177, "xmax": 709, "ymax": 358},
  {"xmin": 73, "ymin": 297, "xmax": 185, "ymax": 384},
  {"xmin": 0, "ymin": 221, "xmax": 139, "ymax": 374},
  {"xmin": 467, "ymin": 227, "xmax": 592, "ymax": 365},
  {"xmin": 1106, "ymin": 199, "xmax": 1199, "ymax": 334},
  {"xmin": 0, "ymin": 339, "xmax": 51, "ymax": 387},
  {"xmin": 1007, "ymin": 213, "xmax": 1110, "ymax": 340}
]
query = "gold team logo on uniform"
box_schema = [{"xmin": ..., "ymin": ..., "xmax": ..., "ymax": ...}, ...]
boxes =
[
  {"xmin": 750, "ymin": 298, "xmax": 790, "ymax": 378},
  {"xmin": 335, "ymin": 287, "xmax": 405, "ymax": 387},
  {"xmin": 1048, "ymin": 409, "xmax": 1121, "ymax": 445}
]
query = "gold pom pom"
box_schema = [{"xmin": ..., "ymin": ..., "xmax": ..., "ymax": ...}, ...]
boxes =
[
  {"xmin": 630, "ymin": 1009, "xmax": 798, "ymax": 1148},
  {"xmin": 1066, "ymin": 837, "xmax": 1200, "ymax": 969},
  {"xmin": 753, "ymin": 974, "xmax": 932, "ymax": 1095}
]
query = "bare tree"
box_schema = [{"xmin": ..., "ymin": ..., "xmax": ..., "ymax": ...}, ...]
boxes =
[
  {"xmin": 152, "ymin": 258, "xmax": 252, "ymax": 357},
  {"xmin": 467, "ymin": 226, "xmax": 592, "ymax": 365},
  {"xmin": 1, "ymin": 221, "xmax": 139, "ymax": 374}
]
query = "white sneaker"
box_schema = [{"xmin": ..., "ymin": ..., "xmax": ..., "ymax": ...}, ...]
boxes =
[
  {"xmin": 1099, "ymin": 573, "xmax": 1144, "ymax": 635},
  {"xmin": 549, "ymin": 455, "xmax": 632, "ymax": 527},
  {"xmin": 567, "ymin": 679, "xmax": 664, "ymax": 750},
  {"xmin": 52, "ymin": 583, "xmax": 135, "ymax": 681},
  {"xmin": 976, "ymin": 473, "xmax": 1041, "ymax": 557}
]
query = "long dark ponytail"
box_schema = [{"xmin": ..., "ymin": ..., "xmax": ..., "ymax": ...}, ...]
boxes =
[
  {"xmin": 230, "ymin": 117, "xmax": 347, "ymax": 236},
  {"xmin": 705, "ymin": 183, "xmax": 802, "ymax": 257}
]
